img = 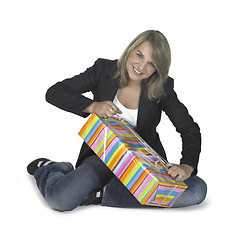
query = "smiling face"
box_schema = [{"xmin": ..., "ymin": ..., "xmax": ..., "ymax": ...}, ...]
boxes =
[{"xmin": 126, "ymin": 41, "xmax": 156, "ymax": 83}]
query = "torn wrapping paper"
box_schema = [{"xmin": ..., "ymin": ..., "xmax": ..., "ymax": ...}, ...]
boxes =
[{"xmin": 78, "ymin": 113, "xmax": 187, "ymax": 207}]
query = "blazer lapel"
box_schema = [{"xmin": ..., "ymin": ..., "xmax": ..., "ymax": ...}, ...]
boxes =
[
  {"xmin": 136, "ymin": 90, "xmax": 155, "ymax": 131},
  {"xmin": 100, "ymin": 76, "xmax": 120, "ymax": 101}
]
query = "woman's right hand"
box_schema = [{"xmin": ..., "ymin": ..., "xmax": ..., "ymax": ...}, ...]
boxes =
[{"xmin": 83, "ymin": 101, "xmax": 122, "ymax": 118}]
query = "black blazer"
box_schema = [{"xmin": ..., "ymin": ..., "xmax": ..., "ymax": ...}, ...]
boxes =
[{"xmin": 46, "ymin": 58, "xmax": 201, "ymax": 175}]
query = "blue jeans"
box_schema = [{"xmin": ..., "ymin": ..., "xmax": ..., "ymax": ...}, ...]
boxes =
[{"xmin": 34, "ymin": 155, "xmax": 207, "ymax": 211}]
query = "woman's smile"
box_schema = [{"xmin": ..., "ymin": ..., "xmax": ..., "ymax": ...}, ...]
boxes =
[{"xmin": 133, "ymin": 66, "xmax": 143, "ymax": 75}]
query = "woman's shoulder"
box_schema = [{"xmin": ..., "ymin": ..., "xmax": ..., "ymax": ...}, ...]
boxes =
[
  {"xmin": 88, "ymin": 58, "xmax": 118, "ymax": 77},
  {"xmin": 163, "ymin": 76, "xmax": 174, "ymax": 93},
  {"xmin": 94, "ymin": 58, "xmax": 118, "ymax": 68},
  {"xmin": 157, "ymin": 76, "xmax": 176, "ymax": 103}
]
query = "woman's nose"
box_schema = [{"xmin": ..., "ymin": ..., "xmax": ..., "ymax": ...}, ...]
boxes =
[{"xmin": 138, "ymin": 60, "xmax": 147, "ymax": 71}]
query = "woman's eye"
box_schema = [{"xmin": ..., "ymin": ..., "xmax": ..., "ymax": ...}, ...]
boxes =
[
  {"xmin": 149, "ymin": 62, "xmax": 155, "ymax": 68},
  {"xmin": 136, "ymin": 53, "xmax": 143, "ymax": 59}
]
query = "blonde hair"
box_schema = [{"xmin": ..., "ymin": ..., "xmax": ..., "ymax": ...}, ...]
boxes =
[{"xmin": 114, "ymin": 30, "xmax": 171, "ymax": 101}]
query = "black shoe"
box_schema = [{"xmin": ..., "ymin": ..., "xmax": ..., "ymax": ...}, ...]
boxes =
[
  {"xmin": 27, "ymin": 158, "xmax": 54, "ymax": 175},
  {"xmin": 80, "ymin": 187, "xmax": 103, "ymax": 206}
]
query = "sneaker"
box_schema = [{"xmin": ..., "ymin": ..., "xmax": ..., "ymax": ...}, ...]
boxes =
[
  {"xmin": 80, "ymin": 187, "xmax": 103, "ymax": 206},
  {"xmin": 27, "ymin": 158, "xmax": 54, "ymax": 175}
]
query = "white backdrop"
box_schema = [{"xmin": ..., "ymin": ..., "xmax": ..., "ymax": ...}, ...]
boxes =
[{"xmin": 1, "ymin": 0, "xmax": 250, "ymax": 239}]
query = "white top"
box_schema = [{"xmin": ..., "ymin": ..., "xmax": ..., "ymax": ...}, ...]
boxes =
[{"xmin": 113, "ymin": 95, "xmax": 138, "ymax": 127}]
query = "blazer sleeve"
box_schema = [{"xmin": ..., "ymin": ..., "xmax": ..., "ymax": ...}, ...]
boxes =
[
  {"xmin": 161, "ymin": 78, "xmax": 201, "ymax": 175},
  {"xmin": 45, "ymin": 58, "xmax": 105, "ymax": 118}
]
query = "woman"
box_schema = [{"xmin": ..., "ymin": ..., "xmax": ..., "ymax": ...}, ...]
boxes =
[{"xmin": 27, "ymin": 30, "xmax": 207, "ymax": 211}]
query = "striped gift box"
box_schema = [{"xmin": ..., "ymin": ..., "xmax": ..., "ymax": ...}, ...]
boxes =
[{"xmin": 79, "ymin": 113, "xmax": 187, "ymax": 207}]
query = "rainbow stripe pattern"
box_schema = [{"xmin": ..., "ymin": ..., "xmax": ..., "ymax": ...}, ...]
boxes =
[{"xmin": 79, "ymin": 113, "xmax": 187, "ymax": 207}]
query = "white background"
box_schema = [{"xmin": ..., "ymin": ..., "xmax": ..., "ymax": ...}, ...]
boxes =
[{"xmin": 1, "ymin": 0, "xmax": 250, "ymax": 239}]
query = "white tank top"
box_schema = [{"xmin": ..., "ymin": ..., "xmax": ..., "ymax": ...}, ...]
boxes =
[{"xmin": 113, "ymin": 95, "xmax": 138, "ymax": 127}]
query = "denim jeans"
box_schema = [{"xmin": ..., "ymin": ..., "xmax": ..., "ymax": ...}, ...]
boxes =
[{"xmin": 34, "ymin": 155, "xmax": 207, "ymax": 211}]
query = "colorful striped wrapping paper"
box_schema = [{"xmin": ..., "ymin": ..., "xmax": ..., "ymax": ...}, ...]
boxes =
[{"xmin": 78, "ymin": 113, "xmax": 187, "ymax": 207}]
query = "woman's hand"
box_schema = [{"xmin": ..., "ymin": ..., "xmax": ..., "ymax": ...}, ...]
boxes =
[
  {"xmin": 83, "ymin": 101, "xmax": 122, "ymax": 118},
  {"xmin": 167, "ymin": 163, "xmax": 194, "ymax": 182}
]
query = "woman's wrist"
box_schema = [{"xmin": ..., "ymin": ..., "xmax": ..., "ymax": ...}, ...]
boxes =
[{"xmin": 83, "ymin": 102, "xmax": 96, "ymax": 114}]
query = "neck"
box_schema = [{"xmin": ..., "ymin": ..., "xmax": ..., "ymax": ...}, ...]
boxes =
[{"xmin": 127, "ymin": 79, "xmax": 142, "ymax": 89}]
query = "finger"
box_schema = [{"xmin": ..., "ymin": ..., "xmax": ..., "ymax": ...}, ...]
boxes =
[
  {"xmin": 105, "ymin": 109, "xmax": 113, "ymax": 118},
  {"xmin": 116, "ymin": 107, "xmax": 122, "ymax": 114},
  {"xmin": 168, "ymin": 166, "xmax": 184, "ymax": 180},
  {"xmin": 106, "ymin": 106, "xmax": 122, "ymax": 117},
  {"xmin": 167, "ymin": 164, "xmax": 178, "ymax": 175},
  {"xmin": 165, "ymin": 163, "xmax": 172, "ymax": 170},
  {"xmin": 108, "ymin": 103, "xmax": 122, "ymax": 115},
  {"xmin": 175, "ymin": 175, "xmax": 183, "ymax": 182},
  {"xmin": 168, "ymin": 169, "xmax": 179, "ymax": 179},
  {"xmin": 166, "ymin": 163, "xmax": 173, "ymax": 168},
  {"xmin": 98, "ymin": 102, "xmax": 113, "ymax": 118},
  {"xmin": 107, "ymin": 107, "xmax": 116, "ymax": 116},
  {"xmin": 106, "ymin": 108, "xmax": 116, "ymax": 118}
]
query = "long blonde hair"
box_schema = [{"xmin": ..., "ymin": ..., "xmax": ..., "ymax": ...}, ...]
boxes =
[{"xmin": 114, "ymin": 30, "xmax": 171, "ymax": 101}]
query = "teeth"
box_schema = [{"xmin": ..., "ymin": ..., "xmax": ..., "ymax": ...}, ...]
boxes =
[{"xmin": 133, "ymin": 67, "xmax": 142, "ymax": 75}]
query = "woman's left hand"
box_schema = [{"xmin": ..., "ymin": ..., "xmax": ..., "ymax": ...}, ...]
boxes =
[{"xmin": 167, "ymin": 164, "xmax": 194, "ymax": 182}]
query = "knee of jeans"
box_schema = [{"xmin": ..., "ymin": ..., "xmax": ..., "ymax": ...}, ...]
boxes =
[
  {"xmin": 46, "ymin": 190, "xmax": 77, "ymax": 212},
  {"xmin": 194, "ymin": 178, "xmax": 207, "ymax": 205}
]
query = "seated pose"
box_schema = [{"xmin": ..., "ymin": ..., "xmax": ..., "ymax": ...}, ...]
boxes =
[{"xmin": 27, "ymin": 30, "xmax": 207, "ymax": 211}]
